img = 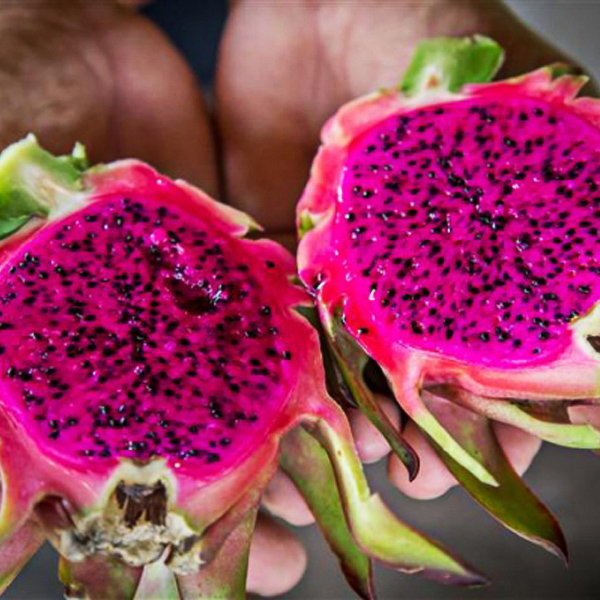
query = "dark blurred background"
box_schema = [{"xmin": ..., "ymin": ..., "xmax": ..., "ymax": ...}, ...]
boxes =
[{"xmin": 7, "ymin": 1, "xmax": 600, "ymax": 599}]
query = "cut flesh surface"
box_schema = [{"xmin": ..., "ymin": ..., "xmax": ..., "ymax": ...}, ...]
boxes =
[
  {"xmin": 297, "ymin": 37, "xmax": 600, "ymax": 568},
  {"xmin": 336, "ymin": 97, "xmax": 600, "ymax": 368},
  {"xmin": 0, "ymin": 193, "xmax": 295, "ymax": 476},
  {"xmin": 0, "ymin": 135, "xmax": 485, "ymax": 599}
]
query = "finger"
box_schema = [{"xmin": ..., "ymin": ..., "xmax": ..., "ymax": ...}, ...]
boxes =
[
  {"xmin": 568, "ymin": 404, "xmax": 600, "ymax": 429},
  {"xmin": 389, "ymin": 419, "xmax": 542, "ymax": 501},
  {"xmin": 261, "ymin": 470, "xmax": 315, "ymax": 527},
  {"xmin": 93, "ymin": 7, "xmax": 218, "ymax": 193},
  {"xmin": 388, "ymin": 422, "xmax": 457, "ymax": 500},
  {"xmin": 246, "ymin": 514, "xmax": 307, "ymax": 597},
  {"xmin": 493, "ymin": 422, "xmax": 542, "ymax": 476},
  {"xmin": 216, "ymin": 1, "xmax": 325, "ymax": 232},
  {"xmin": 0, "ymin": 2, "xmax": 217, "ymax": 195},
  {"xmin": 349, "ymin": 395, "xmax": 400, "ymax": 464}
]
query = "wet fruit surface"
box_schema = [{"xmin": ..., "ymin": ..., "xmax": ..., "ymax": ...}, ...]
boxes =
[
  {"xmin": 0, "ymin": 196, "xmax": 293, "ymax": 468},
  {"xmin": 336, "ymin": 98, "xmax": 600, "ymax": 366}
]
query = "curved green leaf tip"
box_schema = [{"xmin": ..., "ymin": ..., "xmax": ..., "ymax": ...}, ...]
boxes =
[
  {"xmin": 547, "ymin": 62, "xmax": 585, "ymax": 80},
  {"xmin": 327, "ymin": 313, "xmax": 420, "ymax": 480},
  {"xmin": 281, "ymin": 428, "xmax": 373, "ymax": 600},
  {"xmin": 400, "ymin": 35, "xmax": 504, "ymax": 96},
  {"xmin": 420, "ymin": 390, "xmax": 568, "ymax": 562},
  {"xmin": 69, "ymin": 141, "xmax": 88, "ymax": 173}
]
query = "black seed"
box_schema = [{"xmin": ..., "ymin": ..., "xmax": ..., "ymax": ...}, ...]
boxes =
[
  {"xmin": 410, "ymin": 321, "xmax": 423, "ymax": 335},
  {"xmin": 167, "ymin": 231, "xmax": 181, "ymax": 244},
  {"xmin": 543, "ymin": 292, "xmax": 559, "ymax": 301}
]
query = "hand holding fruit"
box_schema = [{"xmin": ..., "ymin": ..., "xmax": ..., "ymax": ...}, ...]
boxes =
[{"xmin": 0, "ymin": 1, "xmax": 593, "ymax": 596}]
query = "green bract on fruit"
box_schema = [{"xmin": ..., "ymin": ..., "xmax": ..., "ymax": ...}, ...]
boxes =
[
  {"xmin": 0, "ymin": 136, "xmax": 483, "ymax": 599},
  {"xmin": 297, "ymin": 36, "xmax": 600, "ymax": 559}
]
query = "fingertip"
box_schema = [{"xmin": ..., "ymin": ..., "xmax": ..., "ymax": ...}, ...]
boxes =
[
  {"xmin": 493, "ymin": 422, "xmax": 542, "ymax": 476},
  {"xmin": 262, "ymin": 470, "xmax": 315, "ymax": 527},
  {"xmin": 246, "ymin": 514, "xmax": 307, "ymax": 597},
  {"xmin": 568, "ymin": 404, "xmax": 600, "ymax": 429},
  {"xmin": 349, "ymin": 395, "xmax": 400, "ymax": 464},
  {"xmin": 387, "ymin": 423, "xmax": 456, "ymax": 500}
]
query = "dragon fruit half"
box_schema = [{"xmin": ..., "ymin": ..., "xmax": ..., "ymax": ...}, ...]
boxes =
[
  {"xmin": 0, "ymin": 135, "xmax": 485, "ymax": 599},
  {"xmin": 297, "ymin": 36, "xmax": 600, "ymax": 558}
]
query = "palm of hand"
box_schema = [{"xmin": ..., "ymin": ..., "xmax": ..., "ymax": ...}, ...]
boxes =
[{"xmin": 3, "ymin": 0, "xmax": 583, "ymax": 595}]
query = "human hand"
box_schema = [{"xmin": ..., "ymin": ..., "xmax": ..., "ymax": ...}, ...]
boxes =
[{"xmin": 216, "ymin": 0, "xmax": 573, "ymax": 238}]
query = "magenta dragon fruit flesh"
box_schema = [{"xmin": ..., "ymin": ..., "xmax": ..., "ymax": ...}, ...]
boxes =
[
  {"xmin": 0, "ymin": 135, "xmax": 484, "ymax": 599},
  {"xmin": 297, "ymin": 36, "xmax": 600, "ymax": 558}
]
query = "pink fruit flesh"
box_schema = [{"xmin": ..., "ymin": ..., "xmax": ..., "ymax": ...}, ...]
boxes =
[
  {"xmin": 336, "ymin": 97, "xmax": 600, "ymax": 368},
  {"xmin": 0, "ymin": 192, "xmax": 296, "ymax": 474}
]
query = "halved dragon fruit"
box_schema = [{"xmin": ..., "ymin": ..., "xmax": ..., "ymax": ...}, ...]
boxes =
[
  {"xmin": 297, "ymin": 36, "xmax": 600, "ymax": 558},
  {"xmin": 0, "ymin": 136, "xmax": 484, "ymax": 599}
]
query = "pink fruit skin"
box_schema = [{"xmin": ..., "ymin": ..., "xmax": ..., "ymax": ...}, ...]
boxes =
[{"xmin": 298, "ymin": 67, "xmax": 600, "ymax": 403}]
